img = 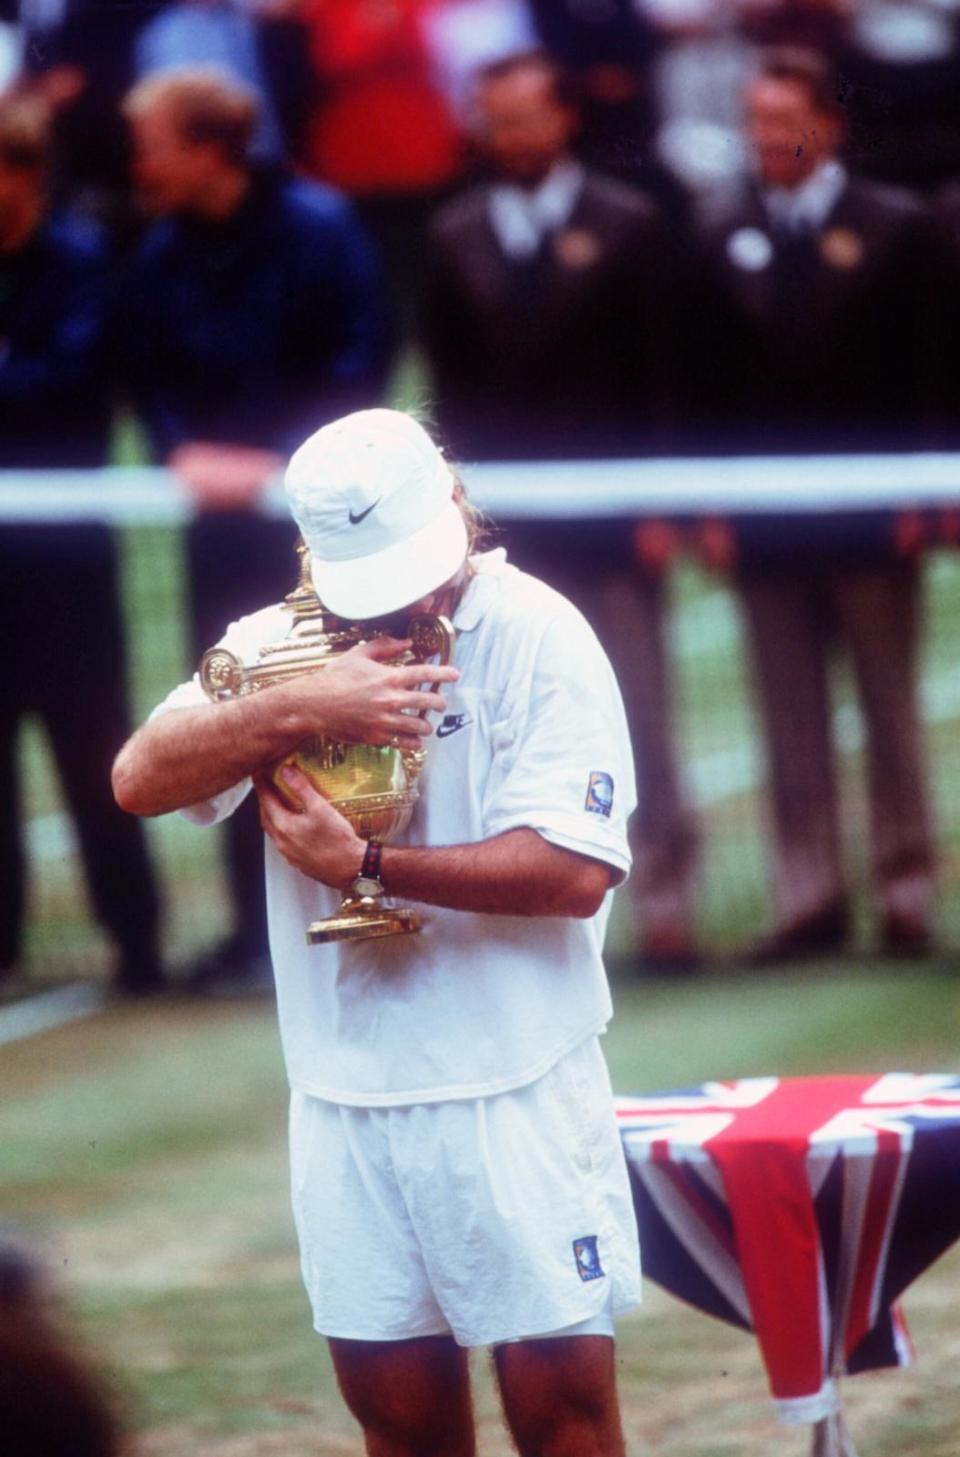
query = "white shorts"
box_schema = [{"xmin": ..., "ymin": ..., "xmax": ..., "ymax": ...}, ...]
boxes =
[{"xmin": 288, "ymin": 1036, "xmax": 642, "ymax": 1347}]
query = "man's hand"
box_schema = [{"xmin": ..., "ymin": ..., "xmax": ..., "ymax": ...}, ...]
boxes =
[
  {"xmin": 256, "ymin": 765, "xmax": 615, "ymax": 916},
  {"xmin": 171, "ymin": 441, "xmax": 284, "ymax": 510},
  {"xmin": 112, "ymin": 634, "xmax": 458, "ymax": 819},
  {"xmin": 256, "ymin": 766, "xmax": 365, "ymax": 888},
  {"xmin": 278, "ymin": 637, "xmax": 459, "ymax": 751}
]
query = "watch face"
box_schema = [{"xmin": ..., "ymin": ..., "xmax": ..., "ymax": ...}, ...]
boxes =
[{"xmin": 352, "ymin": 877, "xmax": 383, "ymax": 900}]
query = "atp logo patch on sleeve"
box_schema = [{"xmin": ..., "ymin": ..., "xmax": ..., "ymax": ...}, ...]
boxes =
[
  {"xmin": 573, "ymin": 1235, "xmax": 605, "ymax": 1282},
  {"xmin": 585, "ymin": 771, "xmax": 614, "ymax": 818}
]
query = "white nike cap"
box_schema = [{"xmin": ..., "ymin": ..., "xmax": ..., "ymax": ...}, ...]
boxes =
[{"xmin": 284, "ymin": 409, "xmax": 469, "ymax": 621}]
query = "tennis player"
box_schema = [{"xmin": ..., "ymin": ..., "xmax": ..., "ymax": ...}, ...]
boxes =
[{"xmin": 113, "ymin": 409, "xmax": 641, "ymax": 1456}]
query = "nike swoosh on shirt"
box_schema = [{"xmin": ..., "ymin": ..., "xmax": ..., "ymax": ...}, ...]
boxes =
[
  {"xmin": 436, "ymin": 714, "xmax": 473, "ymax": 738},
  {"xmin": 349, "ymin": 498, "xmax": 381, "ymax": 524}
]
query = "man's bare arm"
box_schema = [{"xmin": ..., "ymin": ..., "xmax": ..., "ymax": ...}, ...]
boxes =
[
  {"xmin": 256, "ymin": 766, "xmax": 615, "ymax": 919},
  {"xmin": 112, "ymin": 639, "xmax": 458, "ymax": 818},
  {"xmin": 379, "ymin": 833, "xmax": 614, "ymax": 919}
]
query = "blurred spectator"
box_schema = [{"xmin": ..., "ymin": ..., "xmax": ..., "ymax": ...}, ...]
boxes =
[
  {"xmin": 422, "ymin": 51, "xmax": 679, "ymax": 455},
  {"xmin": 421, "ymin": 51, "xmax": 700, "ymax": 971},
  {"xmin": 837, "ymin": 0, "xmax": 960, "ymax": 192},
  {"xmin": 692, "ymin": 47, "xmax": 939, "ymax": 960},
  {"xmin": 133, "ymin": 0, "xmax": 286, "ymax": 162},
  {"xmin": 527, "ymin": 0, "xmax": 679, "ymax": 208},
  {"xmin": 735, "ymin": 0, "xmax": 849, "ymax": 52},
  {"xmin": 422, "ymin": 0, "xmax": 538, "ymax": 118},
  {"xmin": 638, "ymin": 0, "xmax": 755, "ymax": 212},
  {"xmin": 122, "ymin": 66, "xmax": 390, "ymax": 994},
  {"xmin": 17, "ymin": 0, "xmax": 167, "ymax": 241},
  {"xmin": 299, "ymin": 0, "xmax": 466, "ymax": 327},
  {"xmin": 0, "ymin": 1237, "xmax": 123, "ymax": 1456},
  {"xmin": 735, "ymin": 3, "xmax": 960, "ymax": 189},
  {"xmin": 255, "ymin": 4, "xmax": 318, "ymax": 162},
  {"xmin": 0, "ymin": 93, "xmax": 164, "ymax": 994}
]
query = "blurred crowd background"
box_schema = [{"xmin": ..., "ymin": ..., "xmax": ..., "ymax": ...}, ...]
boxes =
[{"xmin": 3, "ymin": 0, "xmax": 960, "ymax": 996}]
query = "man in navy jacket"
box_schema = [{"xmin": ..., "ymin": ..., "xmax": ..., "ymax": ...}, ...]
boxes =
[
  {"xmin": 0, "ymin": 93, "xmax": 163, "ymax": 992},
  {"xmin": 122, "ymin": 67, "xmax": 390, "ymax": 992}
]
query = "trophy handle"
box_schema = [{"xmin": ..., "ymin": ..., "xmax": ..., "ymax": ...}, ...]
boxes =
[
  {"xmin": 406, "ymin": 614, "xmax": 455, "ymax": 667},
  {"xmin": 199, "ymin": 646, "xmax": 246, "ymax": 700}
]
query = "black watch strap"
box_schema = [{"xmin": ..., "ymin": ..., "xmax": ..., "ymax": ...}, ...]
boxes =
[{"xmin": 361, "ymin": 838, "xmax": 383, "ymax": 883}]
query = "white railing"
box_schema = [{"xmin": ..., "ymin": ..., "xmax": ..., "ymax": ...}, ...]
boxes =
[{"xmin": 3, "ymin": 452, "xmax": 960, "ymax": 523}]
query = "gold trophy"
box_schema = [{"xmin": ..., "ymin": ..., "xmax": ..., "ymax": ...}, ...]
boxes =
[{"xmin": 199, "ymin": 544, "xmax": 455, "ymax": 945}]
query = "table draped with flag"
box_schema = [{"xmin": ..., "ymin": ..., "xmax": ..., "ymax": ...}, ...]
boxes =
[{"xmin": 616, "ymin": 1074, "xmax": 960, "ymax": 1454}]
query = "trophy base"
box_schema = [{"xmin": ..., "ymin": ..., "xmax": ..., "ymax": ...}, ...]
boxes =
[{"xmin": 306, "ymin": 896, "xmax": 422, "ymax": 945}]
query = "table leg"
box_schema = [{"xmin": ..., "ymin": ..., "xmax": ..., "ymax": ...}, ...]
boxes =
[{"xmin": 812, "ymin": 1410, "xmax": 860, "ymax": 1457}]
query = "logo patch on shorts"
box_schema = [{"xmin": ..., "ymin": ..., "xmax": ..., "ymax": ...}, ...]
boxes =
[
  {"xmin": 573, "ymin": 1235, "xmax": 605, "ymax": 1282},
  {"xmin": 585, "ymin": 771, "xmax": 614, "ymax": 818}
]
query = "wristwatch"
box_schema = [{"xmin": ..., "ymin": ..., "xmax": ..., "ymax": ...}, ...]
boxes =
[{"xmin": 351, "ymin": 838, "xmax": 383, "ymax": 900}]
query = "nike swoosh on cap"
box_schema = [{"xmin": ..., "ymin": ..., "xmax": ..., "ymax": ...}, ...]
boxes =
[{"xmin": 349, "ymin": 498, "xmax": 381, "ymax": 525}]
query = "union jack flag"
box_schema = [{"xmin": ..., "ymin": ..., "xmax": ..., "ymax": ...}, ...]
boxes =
[{"xmin": 616, "ymin": 1074, "xmax": 960, "ymax": 1425}]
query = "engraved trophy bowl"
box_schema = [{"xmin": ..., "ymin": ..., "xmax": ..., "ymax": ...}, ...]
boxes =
[{"xmin": 199, "ymin": 543, "xmax": 455, "ymax": 945}]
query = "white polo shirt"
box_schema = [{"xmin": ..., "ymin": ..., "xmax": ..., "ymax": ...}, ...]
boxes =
[{"xmin": 154, "ymin": 551, "xmax": 636, "ymax": 1105}]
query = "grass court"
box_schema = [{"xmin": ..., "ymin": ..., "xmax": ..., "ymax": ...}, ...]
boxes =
[{"xmin": 3, "ymin": 965, "xmax": 960, "ymax": 1455}]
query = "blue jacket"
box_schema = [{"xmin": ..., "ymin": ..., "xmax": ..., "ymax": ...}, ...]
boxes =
[
  {"xmin": 123, "ymin": 171, "xmax": 391, "ymax": 458},
  {"xmin": 0, "ymin": 216, "xmax": 113, "ymax": 467}
]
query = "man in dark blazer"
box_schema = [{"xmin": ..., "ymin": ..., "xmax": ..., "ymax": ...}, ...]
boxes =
[
  {"xmin": 692, "ymin": 47, "xmax": 940, "ymax": 961},
  {"xmin": 421, "ymin": 50, "xmax": 699, "ymax": 973}
]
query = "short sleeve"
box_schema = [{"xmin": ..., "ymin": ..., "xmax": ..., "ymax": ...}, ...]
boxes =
[
  {"xmin": 146, "ymin": 603, "xmax": 288, "ymax": 826},
  {"xmin": 481, "ymin": 609, "xmax": 636, "ymax": 881}
]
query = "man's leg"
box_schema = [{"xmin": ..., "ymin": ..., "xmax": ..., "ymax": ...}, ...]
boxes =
[
  {"xmin": 328, "ymin": 1335, "xmax": 475, "ymax": 1457},
  {"xmin": 586, "ymin": 567, "xmax": 699, "ymax": 970},
  {"xmin": 737, "ymin": 566, "xmax": 848, "ymax": 951},
  {"xmin": 46, "ymin": 676, "xmax": 163, "ymax": 988},
  {"xmin": 37, "ymin": 527, "xmax": 163, "ymax": 989},
  {"xmin": 832, "ymin": 559, "xmax": 935, "ymax": 949},
  {"xmin": 495, "ymin": 1335, "xmax": 625, "ymax": 1457}
]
